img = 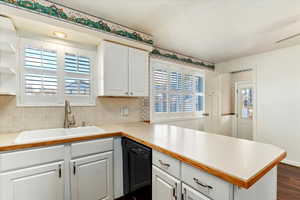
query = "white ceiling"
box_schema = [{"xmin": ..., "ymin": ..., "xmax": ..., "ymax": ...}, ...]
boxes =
[{"xmin": 50, "ymin": 0, "xmax": 300, "ymax": 63}]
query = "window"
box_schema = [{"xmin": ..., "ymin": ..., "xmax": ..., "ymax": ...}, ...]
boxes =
[
  {"xmin": 19, "ymin": 38, "xmax": 95, "ymax": 106},
  {"xmin": 151, "ymin": 59, "xmax": 205, "ymax": 121}
]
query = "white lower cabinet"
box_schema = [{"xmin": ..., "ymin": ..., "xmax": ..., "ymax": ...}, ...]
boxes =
[
  {"xmin": 70, "ymin": 152, "xmax": 113, "ymax": 200},
  {"xmin": 0, "ymin": 138, "xmax": 114, "ymax": 200},
  {"xmin": 182, "ymin": 183, "xmax": 210, "ymax": 200},
  {"xmin": 152, "ymin": 166, "xmax": 181, "ymax": 200},
  {"xmin": 0, "ymin": 161, "xmax": 64, "ymax": 200}
]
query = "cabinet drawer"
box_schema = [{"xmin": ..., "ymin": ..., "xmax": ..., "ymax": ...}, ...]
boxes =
[
  {"xmin": 0, "ymin": 145, "xmax": 64, "ymax": 172},
  {"xmin": 152, "ymin": 150, "xmax": 180, "ymax": 179},
  {"xmin": 71, "ymin": 138, "xmax": 113, "ymax": 158},
  {"xmin": 181, "ymin": 163, "xmax": 233, "ymax": 200}
]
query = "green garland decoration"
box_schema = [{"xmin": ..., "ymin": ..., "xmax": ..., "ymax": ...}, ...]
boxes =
[
  {"xmin": 151, "ymin": 49, "xmax": 215, "ymax": 69},
  {"xmin": 0, "ymin": 0, "xmax": 154, "ymax": 45}
]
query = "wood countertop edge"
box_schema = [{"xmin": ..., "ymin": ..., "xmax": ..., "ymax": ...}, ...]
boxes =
[
  {"xmin": 0, "ymin": 131, "xmax": 286, "ymax": 189},
  {"xmin": 244, "ymin": 151, "xmax": 287, "ymax": 188},
  {"xmin": 0, "ymin": 132, "xmax": 122, "ymax": 152}
]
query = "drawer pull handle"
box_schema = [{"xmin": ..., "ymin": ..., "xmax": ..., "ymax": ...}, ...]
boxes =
[
  {"xmin": 58, "ymin": 164, "xmax": 62, "ymax": 178},
  {"xmin": 173, "ymin": 182, "xmax": 178, "ymax": 200},
  {"xmin": 73, "ymin": 162, "xmax": 76, "ymax": 175},
  {"xmin": 159, "ymin": 160, "xmax": 170, "ymax": 167},
  {"xmin": 193, "ymin": 178, "xmax": 213, "ymax": 190},
  {"xmin": 182, "ymin": 188, "xmax": 187, "ymax": 200}
]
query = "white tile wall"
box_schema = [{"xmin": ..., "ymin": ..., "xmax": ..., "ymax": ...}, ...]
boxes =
[{"xmin": 0, "ymin": 96, "xmax": 143, "ymax": 133}]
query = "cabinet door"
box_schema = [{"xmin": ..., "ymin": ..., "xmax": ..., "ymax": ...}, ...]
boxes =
[
  {"xmin": 71, "ymin": 152, "xmax": 113, "ymax": 200},
  {"xmin": 102, "ymin": 41, "xmax": 129, "ymax": 96},
  {"xmin": 0, "ymin": 162, "xmax": 64, "ymax": 200},
  {"xmin": 182, "ymin": 183, "xmax": 210, "ymax": 200},
  {"xmin": 152, "ymin": 166, "xmax": 180, "ymax": 200},
  {"xmin": 128, "ymin": 48, "xmax": 149, "ymax": 96}
]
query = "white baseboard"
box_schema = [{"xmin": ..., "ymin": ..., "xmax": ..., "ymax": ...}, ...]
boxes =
[{"xmin": 281, "ymin": 159, "xmax": 300, "ymax": 167}]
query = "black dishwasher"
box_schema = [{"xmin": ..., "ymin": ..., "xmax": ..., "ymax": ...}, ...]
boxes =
[{"xmin": 122, "ymin": 137, "xmax": 152, "ymax": 197}]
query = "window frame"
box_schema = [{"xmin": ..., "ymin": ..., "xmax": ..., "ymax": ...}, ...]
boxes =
[
  {"xmin": 150, "ymin": 58, "xmax": 205, "ymax": 122},
  {"xmin": 17, "ymin": 37, "xmax": 96, "ymax": 107}
]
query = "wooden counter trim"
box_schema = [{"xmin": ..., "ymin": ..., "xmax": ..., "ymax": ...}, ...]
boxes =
[
  {"xmin": 245, "ymin": 151, "xmax": 287, "ymax": 188},
  {"xmin": 0, "ymin": 132, "xmax": 121, "ymax": 152},
  {"xmin": 0, "ymin": 131, "xmax": 286, "ymax": 189}
]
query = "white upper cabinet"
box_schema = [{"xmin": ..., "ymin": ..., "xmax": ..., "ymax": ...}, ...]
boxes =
[
  {"xmin": 98, "ymin": 41, "xmax": 149, "ymax": 97},
  {"xmin": 128, "ymin": 48, "xmax": 149, "ymax": 96},
  {"xmin": 98, "ymin": 41, "xmax": 129, "ymax": 96}
]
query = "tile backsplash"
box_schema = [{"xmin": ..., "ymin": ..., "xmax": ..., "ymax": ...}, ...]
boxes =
[{"xmin": 0, "ymin": 96, "xmax": 143, "ymax": 133}]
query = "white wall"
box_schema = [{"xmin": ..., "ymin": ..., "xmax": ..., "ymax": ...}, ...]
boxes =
[{"xmin": 216, "ymin": 45, "xmax": 300, "ymax": 167}]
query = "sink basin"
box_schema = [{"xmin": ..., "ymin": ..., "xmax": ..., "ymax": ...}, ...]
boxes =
[
  {"xmin": 66, "ymin": 126, "xmax": 106, "ymax": 136},
  {"xmin": 15, "ymin": 126, "xmax": 106, "ymax": 144},
  {"xmin": 14, "ymin": 128, "xmax": 66, "ymax": 144}
]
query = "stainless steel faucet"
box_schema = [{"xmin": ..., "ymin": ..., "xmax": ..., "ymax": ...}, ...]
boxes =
[{"xmin": 64, "ymin": 100, "xmax": 76, "ymax": 128}]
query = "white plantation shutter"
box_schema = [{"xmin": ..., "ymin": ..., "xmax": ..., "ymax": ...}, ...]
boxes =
[
  {"xmin": 65, "ymin": 78, "xmax": 90, "ymax": 95},
  {"xmin": 24, "ymin": 47, "xmax": 57, "ymax": 70},
  {"xmin": 153, "ymin": 68, "xmax": 168, "ymax": 112},
  {"xmin": 65, "ymin": 53, "xmax": 91, "ymax": 74},
  {"xmin": 64, "ymin": 53, "xmax": 91, "ymax": 98},
  {"xmin": 195, "ymin": 76, "xmax": 204, "ymax": 112},
  {"xmin": 22, "ymin": 46, "xmax": 60, "ymax": 105},
  {"xmin": 20, "ymin": 38, "xmax": 95, "ymax": 106},
  {"xmin": 151, "ymin": 59, "xmax": 205, "ymax": 121},
  {"xmin": 25, "ymin": 74, "xmax": 58, "ymax": 95},
  {"xmin": 64, "ymin": 50, "xmax": 93, "ymax": 104}
]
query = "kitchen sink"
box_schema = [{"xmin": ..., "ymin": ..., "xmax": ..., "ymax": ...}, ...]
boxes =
[{"xmin": 14, "ymin": 126, "xmax": 106, "ymax": 144}]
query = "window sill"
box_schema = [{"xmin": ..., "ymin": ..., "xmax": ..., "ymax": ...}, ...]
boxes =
[{"xmin": 151, "ymin": 116, "xmax": 204, "ymax": 123}]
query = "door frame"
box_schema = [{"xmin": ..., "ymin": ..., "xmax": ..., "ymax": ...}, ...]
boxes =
[{"xmin": 233, "ymin": 81, "xmax": 255, "ymax": 139}]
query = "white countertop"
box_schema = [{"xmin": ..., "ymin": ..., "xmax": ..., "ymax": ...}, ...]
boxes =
[{"xmin": 0, "ymin": 122, "xmax": 286, "ymax": 188}]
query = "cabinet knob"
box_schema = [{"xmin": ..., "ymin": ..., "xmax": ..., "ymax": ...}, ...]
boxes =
[
  {"xmin": 130, "ymin": 92, "xmax": 133, "ymax": 95},
  {"xmin": 125, "ymin": 92, "xmax": 129, "ymax": 95},
  {"xmin": 159, "ymin": 160, "xmax": 170, "ymax": 168}
]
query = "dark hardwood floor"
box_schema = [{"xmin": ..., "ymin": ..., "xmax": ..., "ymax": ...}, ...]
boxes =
[
  {"xmin": 118, "ymin": 163, "xmax": 300, "ymax": 200},
  {"xmin": 278, "ymin": 164, "xmax": 300, "ymax": 200},
  {"xmin": 117, "ymin": 186, "xmax": 151, "ymax": 200}
]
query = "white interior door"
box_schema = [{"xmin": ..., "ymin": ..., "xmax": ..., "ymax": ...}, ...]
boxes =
[
  {"xmin": 235, "ymin": 82, "xmax": 253, "ymax": 140},
  {"xmin": 0, "ymin": 162, "xmax": 64, "ymax": 200},
  {"xmin": 204, "ymin": 91, "xmax": 219, "ymax": 133},
  {"xmin": 71, "ymin": 152, "xmax": 113, "ymax": 200},
  {"xmin": 152, "ymin": 166, "xmax": 180, "ymax": 200}
]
